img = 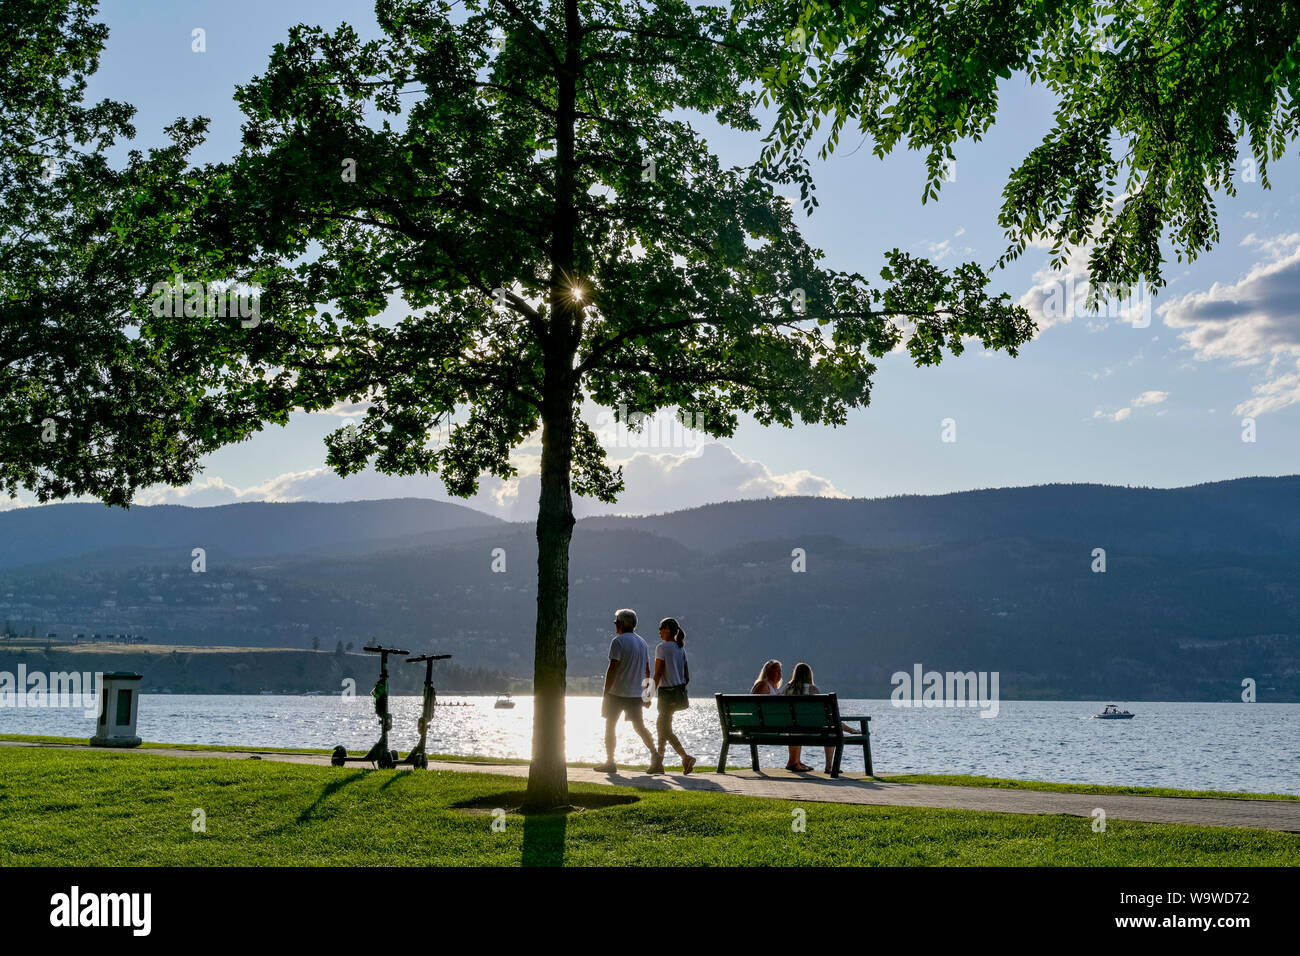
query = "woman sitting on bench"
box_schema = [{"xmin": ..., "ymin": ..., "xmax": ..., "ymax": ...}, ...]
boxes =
[
  {"xmin": 750, "ymin": 659, "xmax": 783, "ymax": 696},
  {"xmin": 750, "ymin": 660, "xmax": 798, "ymax": 771},
  {"xmin": 782, "ymin": 662, "xmax": 848, "ymax": 774}
]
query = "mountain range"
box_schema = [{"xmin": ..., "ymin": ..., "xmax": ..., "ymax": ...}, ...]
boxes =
[{"xmin": 1, "ymin": 477, "xmax": 1298, "ymax": 700}]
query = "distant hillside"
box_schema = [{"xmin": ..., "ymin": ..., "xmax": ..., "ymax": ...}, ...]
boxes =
[
  {"xmin": 0, "ymin": 643, "xmax": 510, "ymax": 695},
  {"xmin": 582, "ymin": 477, "xmax": 1300, "ymax": 554},
  {"xmin": 1, "ymin": 479, "xmax": 1298, "ymax": 700},
  {"xmin": 0, "ymin": 498, "xmax": 502, "ymax": 570}
]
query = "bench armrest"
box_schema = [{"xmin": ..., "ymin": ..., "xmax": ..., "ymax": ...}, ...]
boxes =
[{"xmin": 839, "ymin": 716, "xmax": 869, "ymax": 736}]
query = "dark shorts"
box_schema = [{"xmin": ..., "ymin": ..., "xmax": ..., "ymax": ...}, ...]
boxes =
[{"xmin": 604, "ymin": 695, "xmax": 646, "ymax": 721}]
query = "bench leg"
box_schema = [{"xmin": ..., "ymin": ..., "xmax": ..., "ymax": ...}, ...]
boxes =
[
  {"xmin": 863, "ymin": 731, "xmax": 873, "ymax": 777},
  {"xmin": 717, "ymin": 741, "xmax": 729, "ymax": 774},
  {"xmin": 750, "ymin": 744, "xmax": 759, "ymax": 772},
  {"xmin": 831, "ymin": 743, "xmax": 843, "ymax": 778}
]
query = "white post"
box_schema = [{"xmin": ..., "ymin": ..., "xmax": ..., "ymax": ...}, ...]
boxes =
[{"xmin": 90, "ymin": 672, "xmax": 143, "ymax": 748}]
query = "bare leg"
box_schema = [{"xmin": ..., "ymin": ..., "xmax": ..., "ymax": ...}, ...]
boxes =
[
  {"xmin": 604, "ymin": 712, "xmax": 620, "ymax": 763},
  {"xmin": 627, "ymin": 708, "xmax": 657, "ymax": 761}
]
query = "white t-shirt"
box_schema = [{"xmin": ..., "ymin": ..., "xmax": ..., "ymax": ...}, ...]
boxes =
[
  {"xmin": 608, "ymin": 631, "xmax": 650, "ymax": 698},
  {"xmin": 655, "ymin": 640, "xmax": 687, "ymax": 687}
]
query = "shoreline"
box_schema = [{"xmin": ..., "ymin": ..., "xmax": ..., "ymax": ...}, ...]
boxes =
[{"xmin": 2, "ymin": 734, "xmax": 1297, "ymax": 803}]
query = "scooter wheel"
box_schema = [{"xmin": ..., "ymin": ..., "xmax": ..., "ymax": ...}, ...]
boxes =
[
  {"xmin": 330, "ymin": 745, "xmax": 347, "ymax": 767},
  {"xmin": 390, "ymin": 749, "xmax": 400, "ymax": 765},
  {"xmin": 414, "ymin": 755, "xmax": 428, "ymax": 770},
  {"xmin": 378, "ymin": 751, "xmax": 395, "ymax": 769}
]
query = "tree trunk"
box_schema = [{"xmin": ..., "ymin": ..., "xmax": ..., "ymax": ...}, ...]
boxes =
[
  {"xmin": 523, "ymin": 0, "xmax": 582, "ymax": 811},
  {"xmin": 523, "ymin": 386, "xmax": 575, "ymax": 809}
]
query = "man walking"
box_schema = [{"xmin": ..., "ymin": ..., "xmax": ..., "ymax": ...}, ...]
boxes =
[{"xmin": 593, "ymin": 608, "xmax": 656, "ymax": 773}]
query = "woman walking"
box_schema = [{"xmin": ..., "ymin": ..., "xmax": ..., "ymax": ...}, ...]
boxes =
[{"xmin": 649, "ymin": 617, "xmax": 696, "ymax": 774}]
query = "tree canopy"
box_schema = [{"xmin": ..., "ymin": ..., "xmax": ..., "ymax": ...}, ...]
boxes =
[
  {"xmin": 0, "ymin": 0, "xmax": 235, "ymax": 505},
  {"xmin": 203, "ymin": 0, "xmax": 1029, "ymax": 494},
  {"xmin": 24, "ymin": 0, "xmax": 1298, "ymax": 806},
  {"xmin": 164, "ymin": 0, "xmax": 1031, "ymax": 804},
  {"xmin": 753, "ymin": 0, "xmax": 1300, "ymax": 294}
]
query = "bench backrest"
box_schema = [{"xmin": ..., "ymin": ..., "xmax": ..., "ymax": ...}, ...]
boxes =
[{"xmin": 715, "ymin": 693, "xmax": 841, "ymax": 735}]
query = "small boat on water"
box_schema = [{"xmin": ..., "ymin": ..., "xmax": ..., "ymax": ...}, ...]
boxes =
[
  {"xmin": 494, "ymin": 693, "xmax": 516, "ymax": 709},
  {"xmin": 1092, "ymin": 704, "xmax": 1134, "ymax": 719}
]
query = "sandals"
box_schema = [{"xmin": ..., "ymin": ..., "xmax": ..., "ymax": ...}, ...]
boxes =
[
  {"xmin": 682, "ymin": 755, "xmax": 697, "ymax": 775},
  {"xmin": 785, "ymin": 762, "xmax": 814, "ymax": 772}
]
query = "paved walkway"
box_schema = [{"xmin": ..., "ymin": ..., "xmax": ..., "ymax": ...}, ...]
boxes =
[{"xmin": 5, "ymin": 740, "xmax": 1299, "ymax": 832}]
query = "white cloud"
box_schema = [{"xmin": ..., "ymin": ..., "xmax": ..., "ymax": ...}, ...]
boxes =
[
  {"xmin": 1131, "ymin": 390, "xmax": 1168, "ymax": 407},
  {"xmin": 927, "ymin": 239, "xmax": 954, "ymax": 261},
  {"xmin": 322, "ymin": 400, "xmax": 371, "ymax": 417},
  {"xmin": 1018, "ymin": 239, "xmax": 1154, "ymax": 334},
  {"xmin": 124, "ymin": 442, "xmax": 843, "ymax": 520},
  {"xmin": 1160, "ymin": 233, "xmax": 1300, "ymax": 415},
  {"xmin": 1093, "ymin": 390, "xmax": 1165, "ymax": 422},
  {"xmin": 485, "ymin": 442, "xmax": 844, "ymax": 520},
  {"xmin": 922, "ymin": 228, "xmax": 974, "ymax": 263},
  {"xmin": 1018, "ymin": 244, "xmax": 1095, "ymax": 333},
  {"xmin": 1235, "ymin": 370, "xmax": 1300, "ymax": 417}
]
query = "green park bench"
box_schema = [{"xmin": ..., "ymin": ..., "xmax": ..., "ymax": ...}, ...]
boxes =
[{"xmin": 715, "ymin": 693, "xmax": 873, "ymax": 777}]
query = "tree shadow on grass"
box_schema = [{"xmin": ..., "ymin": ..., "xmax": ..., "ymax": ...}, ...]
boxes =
[
  {"xmin": 521, "ymin": 809, "xmax": 566, "ymax": 868},
  {"xmin": 451, "ymin": 790, "xmax": 639, "ymax": 868},
  {"xmin": 270, "ymin": 772, "xmax": 366, "ymax": 832}
]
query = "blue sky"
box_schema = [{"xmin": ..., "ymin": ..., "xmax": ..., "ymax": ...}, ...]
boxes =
[{"xmin": 41, "ymin": 0, "xmax": 1300, "ymax": 517}]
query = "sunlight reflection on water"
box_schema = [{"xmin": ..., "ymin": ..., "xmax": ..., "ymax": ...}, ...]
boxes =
[{"xmin": 3, "ymin": 695, "xmax": 1296, "ymax": 795}]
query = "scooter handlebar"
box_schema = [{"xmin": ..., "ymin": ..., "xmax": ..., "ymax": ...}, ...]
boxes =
[
  {"xmin": 364, "ymin": 644, "xmax": 410, "ymax": 655},
  {"xmin": 408, "ymin": 654, "xmax": 452, "ymax": 662}
]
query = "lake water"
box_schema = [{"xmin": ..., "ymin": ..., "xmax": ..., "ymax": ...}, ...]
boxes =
[{"xmin": 3, "ymin": 696, "xmax": 1297, "ymax": 795}]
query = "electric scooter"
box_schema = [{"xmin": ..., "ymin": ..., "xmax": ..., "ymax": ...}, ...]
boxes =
[
  {"xmin": 398, "ymin": 653, "xmax": 452, "ymax": 769},
  {"xmin": 330, "ymin": 644, "xmax": 408, "ymax": 769}
]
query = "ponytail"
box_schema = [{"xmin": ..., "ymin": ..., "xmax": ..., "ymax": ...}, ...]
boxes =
[{"xmin": 659, "ymin": 617, "xmax": 684, "ymax": 648}]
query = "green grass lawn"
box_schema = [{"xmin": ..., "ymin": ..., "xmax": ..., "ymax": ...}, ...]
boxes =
[
  {"xmin": 3, "ymin": 734, "xmax": 1295, "ymax": 801},
  {"xmin": 884, "ymin": 774, "xmax": 1300, "ymax": 802},
  {"xmin": 0, "ymin": 747, "xmax": 1295, "ymax": 866}
]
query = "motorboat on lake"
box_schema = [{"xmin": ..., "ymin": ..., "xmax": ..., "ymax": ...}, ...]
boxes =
[
  {"xmin": 1092, "ymin": 704, "xmax": 1134, "ymax": 719},
  {"xmin": 494, "ymin": 693, "xmax": 515, "ymax": 709}
]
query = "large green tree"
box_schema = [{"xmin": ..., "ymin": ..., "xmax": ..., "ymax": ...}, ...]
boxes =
[
  {"xmin": 8, "ymin": 1, "xmax": 1295, "ymax": 810},
  {"xmin": 0, "ymin": 0, "xmax": 241, "ymax": 505},
  {"xmin": 148, "ymin": 0, "xmax": 1030, "ymax": 807},
  {"xmin": 753, "ymin": 0, "xmax": 1300, "ymax": 293}
]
